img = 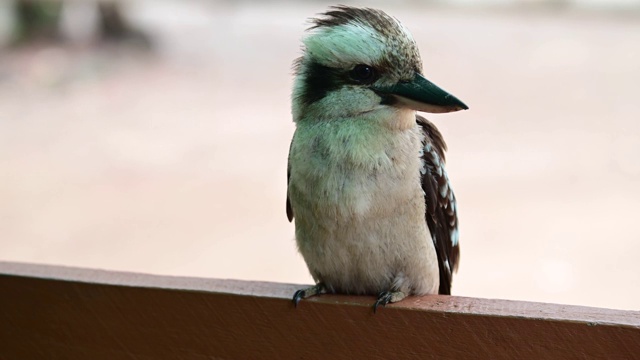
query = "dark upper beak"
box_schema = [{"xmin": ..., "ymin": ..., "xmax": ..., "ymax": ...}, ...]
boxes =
[{"xmin": 374, "ymin": 73, "xmax": 468, "ymax": 113}]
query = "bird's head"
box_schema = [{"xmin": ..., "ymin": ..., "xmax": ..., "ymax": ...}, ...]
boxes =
[{"xmin": 292, "ymin": 6, "xmax": 468, "ymax": 124}]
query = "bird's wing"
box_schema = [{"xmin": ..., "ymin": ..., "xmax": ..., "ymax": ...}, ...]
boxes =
[
  {"xmin": 286, "ymin": 139, "xmax": 294, "ymax": 222},
  {"xmin": 416, "ymin": 115, "xmax": 460, "ymax": 295}
]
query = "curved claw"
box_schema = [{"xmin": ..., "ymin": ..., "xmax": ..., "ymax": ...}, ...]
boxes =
[
  {"xmin": 373, "ymin": 291, "xmax": 394, "ymax": 313},
  {"xmin": 292, "ymin": 289, "xmax": 306, "ymax": 307}
]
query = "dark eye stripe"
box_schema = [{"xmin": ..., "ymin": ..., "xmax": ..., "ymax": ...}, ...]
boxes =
[
  {"xmin": 296, "ymin": 60, "xmax": 388, "ymax": 108},
  {"xmin": 296, "ymin": 60, "xmax": 343, "ymax": 107}
]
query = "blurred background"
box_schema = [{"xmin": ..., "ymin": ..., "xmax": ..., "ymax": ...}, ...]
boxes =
[{"xmin": 1, "ymin": 0, "xmax": 639, "ymax": 311}]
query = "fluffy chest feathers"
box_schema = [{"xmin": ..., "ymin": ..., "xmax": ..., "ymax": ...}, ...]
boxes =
[{"xmin": 288, "ymin": 114, "xmax": 426, "ymax": 225}]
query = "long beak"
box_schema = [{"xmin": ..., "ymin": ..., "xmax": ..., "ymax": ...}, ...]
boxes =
[{"xmin": 374, "ymin": 73, "xmax": 468, "ymax": 113}]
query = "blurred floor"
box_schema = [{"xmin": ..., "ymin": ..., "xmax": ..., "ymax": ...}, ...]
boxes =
[{"xmin": 1, "ymin": 1, "xmax": 639, "ymax": 310}]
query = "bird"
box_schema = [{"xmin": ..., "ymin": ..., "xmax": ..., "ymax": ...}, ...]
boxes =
[{"xmin": 286, "ymin": 5, "xmax": 467, "ymax": 312}]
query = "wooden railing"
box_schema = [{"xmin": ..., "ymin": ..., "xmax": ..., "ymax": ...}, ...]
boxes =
[{"xmin": 0, "ymin": 261, "xmax": 638, "ymax": 359}]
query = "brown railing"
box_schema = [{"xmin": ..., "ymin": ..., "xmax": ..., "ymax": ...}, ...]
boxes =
[{"xmin": 0, "ymin": 261, "xmax": 638, "ymax": 359}]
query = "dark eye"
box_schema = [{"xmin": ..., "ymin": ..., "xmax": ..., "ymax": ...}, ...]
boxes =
[{"xmin": 349, "ymin": 64, "xmax": 377, "ymax": 84}]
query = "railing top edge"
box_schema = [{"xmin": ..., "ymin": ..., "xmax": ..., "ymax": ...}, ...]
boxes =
[{"xmin": 1, "ymin": 260, "xmax": 638, "ymax": 327}]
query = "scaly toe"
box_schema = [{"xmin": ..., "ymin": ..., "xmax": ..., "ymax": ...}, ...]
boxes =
[
  {"xmin": 291, "ymin": 283, "xmax": 326, "ymax": 308},
  {"xmin": 373, "ymin": 290, "xmax": 407, "ymax": 313}
]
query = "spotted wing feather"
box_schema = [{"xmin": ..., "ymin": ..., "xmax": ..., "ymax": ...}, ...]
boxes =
[{"xmin": 416, "ymin": 115, "xmax": 460, "ymax": 295}]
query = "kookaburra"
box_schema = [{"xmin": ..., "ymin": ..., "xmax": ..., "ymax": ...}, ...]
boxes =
[{"xmin": 287, "ymin": 6, "xmax": 467, "ymax": 312}]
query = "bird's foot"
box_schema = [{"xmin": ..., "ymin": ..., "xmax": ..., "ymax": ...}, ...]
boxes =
[
  {"xmin": 373, "ymin": 291, "xmax": 407, "ymax": 313},
  {"xmin": 292, "ymin": 283, "xmax": 326, "ymax": 307}
]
